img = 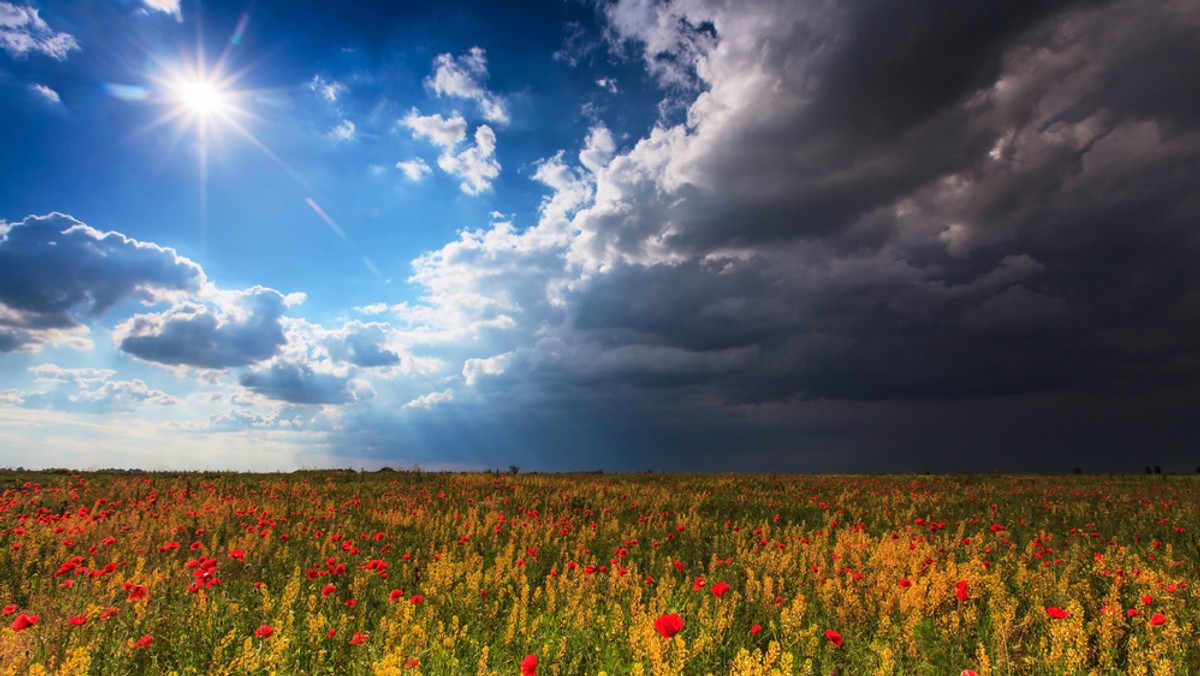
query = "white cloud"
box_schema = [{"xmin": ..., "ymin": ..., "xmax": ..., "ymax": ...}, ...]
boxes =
[
  {"xmin": 0, "ymin": 2, "xmax": 79, "ymax": 60},
  {"xmin": 330, "ymin": 119, "xmax": 356, "ymax": 141},
  {"xmin": 403, "ymin": 389, "xmax": 454, "ymax": 409},
  {"xmin": 141, "ymin": 0, "xmax": 181, "ymax": 20},
  {"xmin": 308, "ymin": 75, "xmax": 346, "ymax": 102},
  {"xmin": 402, "ymin": 109, "xmax": 467, "ymax": 149},
  {"xmin": 427, "ymin": 47, "xmax": 509, "ymax": 124},
  {"xmin": 10, "ymin": 364, "xmax": 179, "ymax": 413},
  {"xmin": 403, "ymin": 110, "xmax": 500, "ymax": 194},
  {"xmin": 436, "ymin": 125, "xmax": 500, "ymax": 195},
  {"xmin": 396, "ymin": 158, "xmax": 432, "ymax": 181},
  {"xmin": 462, "ymin": 352, "xmax": 514, "ymax": 385},
  {"xmin": 597, "ymin": 77, "xmax": 619, "ymax": 93},
  {"xmin": 30, "ymin": 82, "xmax": 59, "ymax": 103}
]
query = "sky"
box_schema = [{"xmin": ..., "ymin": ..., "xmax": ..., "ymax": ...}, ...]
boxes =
[{"xmin": 1, "ymin": 0, "xmax": 1198, "ymax": 473}]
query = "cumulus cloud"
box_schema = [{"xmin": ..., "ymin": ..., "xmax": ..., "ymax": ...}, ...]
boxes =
[
  {"xmin": 426, "ymin": 47, "xmax": 509, "ymax": 124},
  {"xmin": 238, "ymin": 361, "xmax": 358, "ymax": 405},
  {"xmin": 8, "ymin": 364, "xmax": 178, "ymax": 412},
  {"xmin": 319, "ymin": 320, "xmax": 403, "ymax": 368},
  {"xmin": 403, "ymin": 389, "xmax": 453, "ymax": 409},
  {"xmin": 0, "ymin": 213, "xmax": 204, "ymax": 353},
  {"xmin": 402, "ymin": 109, "xmax": 467, "ymax": 148},
  {"xmin": 115, "ymin": 287, "xmax": 288, "ymax": 369},
  {"xmin": 402, "ymin": 109, "xmax": 500, "ymax": 194},
  {"xmin": 0, "ymin": 2, "xmax": 79, "ymax": 60},
  {"xmin": 396, "ymin": 158, "xmax": 432, "ymax": 181}
]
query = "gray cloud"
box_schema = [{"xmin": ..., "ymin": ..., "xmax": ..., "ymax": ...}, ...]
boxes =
[
  {"xmin": 321, "ymin": 321, "xmax": 402, "ymax": 368},
  {"xmin": 238, "ymin": 361, "xmax": 357, "ymax": 405},
  {"xmin": 116, "ymin": 288, "xmax": 288, "ymax": 369},
  {"xmin": 0, "ymin": 213, "xmax": 204, "ymax": 352}
]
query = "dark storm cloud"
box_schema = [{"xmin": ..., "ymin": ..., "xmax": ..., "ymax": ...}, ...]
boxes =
[
  {"xmin": 117, "ymin": 288, "xmax": 289, "ymax": 369},
  {"xmin": 558, "ymin": 0, "xmax": 1200, "ymax": 405},
  {"xmin": 0, "ymin": 212, "xmax": 203, "ymax": 351},
  {"xmin": 238, "ymin": 361, "xmax": 357, "ymax": 405},
  {"xmin": 273, "ymin": 0, "xmax": 1200, "ymax": 473}
]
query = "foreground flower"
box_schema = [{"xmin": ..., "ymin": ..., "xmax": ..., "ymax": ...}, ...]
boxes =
[
  {"xmin": 826, "ymin": 629, "xmax": 843, "ymax": 648},
  {"xmin": 521, "ymin": 653, "xmax": 538, "ymax": 676},
  {"xmin": 1046, "ymin": 606, "xmax": 1070, "ymax": 619},
  {"xmin": 955, "ymin": 580, "xmax": 970, "ymax": 601},
  {"xmin": 68, "ymin": 615, "xmax": 87, "ymax": 626},
  {"xmin": 655, "ymin": 613, "xmax": 684, "ymax": 639},
  {"xmin": 135, "ymin": 635, "xmax": 152, "ymax": 648},
  {"xmin": 348, "ymin": 631, "xmax": 369, "ymax": 645},
  {"xmin": 1150, "ymin": 613, "xmax": 1166, "ymax": 626},
  {"xmin": 1, "ymin": 604, "xmax": 16, "ymax": 615},
  {"xmin": 711, "ymin": 582, "xmax": 731, "ymax": 597},
  {"xmin": 11, "ymin": 614, "xmax": 38, "ymax": 631},
  {"xmin": 255, "ymin": 625, "xmax": 274, "ymax": 638},
  {"xmin": 750, "ymin": 624, "xmax": 762, "ymax": 635},
  {"xmin": 322, "ymin": 584, "xmax": 336, "ymax": 597}
]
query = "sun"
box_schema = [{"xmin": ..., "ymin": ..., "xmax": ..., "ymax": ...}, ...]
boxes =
[{"xmin": 177, "ymin": 79, "xmax": 225, "ymax": 115}]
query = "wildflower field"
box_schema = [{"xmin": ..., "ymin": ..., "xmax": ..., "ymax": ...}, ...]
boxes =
[{"xmin": 1, "ymin": 470, "xmax": 1197, "ymax": 675}]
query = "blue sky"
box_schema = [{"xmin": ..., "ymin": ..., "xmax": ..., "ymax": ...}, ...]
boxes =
[{"xmin": 3, "ymin": 0, "xmax": 1199, "ymax": 473}]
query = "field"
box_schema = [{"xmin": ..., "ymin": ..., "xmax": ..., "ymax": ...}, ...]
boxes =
[{"xmin": 1, "ymin": 470, "xmax": 1197, "ymax": 675}]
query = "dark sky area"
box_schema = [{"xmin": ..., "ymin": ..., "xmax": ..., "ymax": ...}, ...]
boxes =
[{"xmin": 1, "ymin": 0, "xmax": 1198, "ymax": 473}]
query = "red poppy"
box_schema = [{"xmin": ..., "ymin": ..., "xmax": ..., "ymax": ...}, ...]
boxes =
[
  {"xmin": 521, "ymin": 653, "xmax": 538, "ymax": 676},
  {"xmin": 404, "ymin": 658, "xmax": 420, "ymax": 668},
  {"xmin": 409, "ymin": 594, "xmax": 424, "ymax": 604},
  {"xmin": 255, "ymin": 625, "xmax": 274, "ymax": 638},
  {"xmin": 135, "ymin": 635, "xmax": 152, "ymax": 648},
  {"xmin": 1, "ymin": 604, "xmax": 15, "ymax": 615},
  {"xmin": 750, "ymin": 624, "xmax": 762, "ymax": 635},
  {"xmin": 712, "ymin": 582, "xmax": 731, "ymax": 597},
  {"xmin": 1046, "ymin": 606, "xmax": 1070, "ymax": 619},
  {"xmin": 322, "ymin": 584, "xmax": 336, "ymax": 597},
  {"xmin": 961, "ymin": 671, "xmax": 979, "ymax": 676},
  {"xmin": 825, "ymin": 629, "xmax": 843, "ymax": 648},
  {"xmin": 68, "ymin": 615, "xmax": 87, "ymax": 626},
  {"xmin": 348, "ymin": 631, "xmax": 369, "ymax": 645},
  {"xmin": 229, "ymin": 549, "xmax": 245, "ymax": 562},
  {"xmin": 955, "ymin": 581, "xmax": 969, "ymax": 601},
  {"xmin": 11, "ymin": 614, "xmax": 38, "ymax": 631},
  {"xmin": 190, "ymin": 542, "xmax": 202, "ymax": 551},
  {"xmin": 1141, "ymin": 594, "xmax": 1153, "ymax": 606},
  {"xmin": 389, "ymin": 589, "xmax": 404, "ymax": 602},
  {"xmin": 654, "ymin": 613, "xmax": 684, "ymax": 639},
  {"xmin": 693, "ymin": 577, "xmax": 707, "ymax": 591},
  {"xmin": 899, "ymin": 578, "xmax": 912, "ymax": 588},
  {"xmin": 1150, "ymin": 613, "xmax": 1166, "ymax": 626}
]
